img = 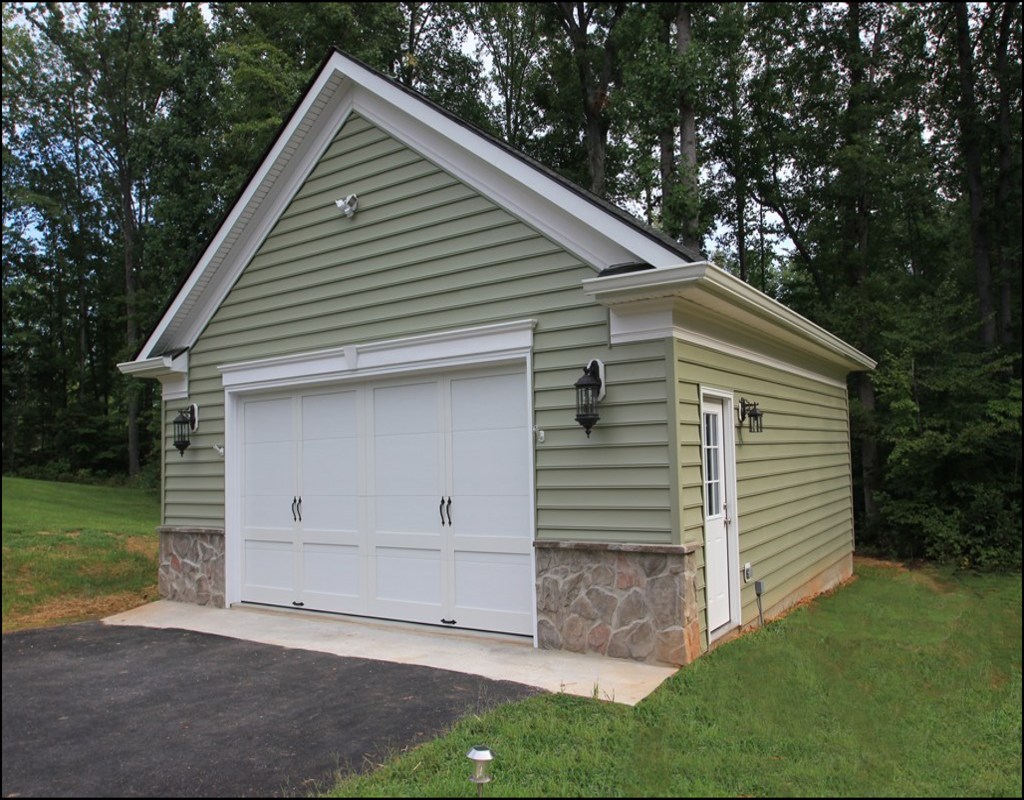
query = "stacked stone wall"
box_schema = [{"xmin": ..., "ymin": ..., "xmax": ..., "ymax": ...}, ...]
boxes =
[
  {"xmin": 157, "ymin": 527, "xmax": 225, "ymax": 607},
  {"xmin": 535, "ymin": 541, "xmax": 701, "ymax": 666}
]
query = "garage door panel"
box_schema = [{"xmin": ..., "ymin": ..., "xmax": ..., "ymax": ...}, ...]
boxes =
[
  {"xmin": 244, "ymin": 396, "xmax": 293, "ymax": 442},
  {"xmin": 374, "ymin": 433, "xmax": 440, "ymax": 494},
  {"xmin": 374, "ymin": 547, "xmax": 442, "ymax": 604},
  {"xmin": 245, "ymin": 441, "xmax": 295, "ymax": 493},
  {"xmin": 451, "ymin": 372, "xmax": 527, "ymax": 430},
  {"xmin": 373, "ymin": 382, "xmax": 438, "ymax": 434},
  {"xmin": 243, "ymin": 539, "xmax": 296, "ymax": 604},
  {"xmin": 453, "ymin": 552, "xmax": 533, "ymax": 635},
  {"xmin": 452, "ymin": 428, "xmax": 529, "ymax": 493},
  {"xmin": 301, "ymin": 391, "xmax": 357, "ymax": 439},
  {"xmin": 375, "ymin": 494, "xmax": 443, "ymax": 535},
  {"xmin": 451, "ymin": 495, "xmax": 530, "ymax": 538},
  {"xmin": 454, "ymin": 552, "xmax": 532, "ymax": 611},
  {"xmin": 453, "ymin": 533, "xmax": 532, "ymax": 554},
  {"xmin": 243, "ymin": 493, "xmax": 295, "ymax": 531},
  {"xmin": 302, "ymin": 543, "xmax": 360, "ymax": 597},
  {"xmin": 301, "ymin": 438, "xmax": 358, "ymax": 493},
  {"xmin": 299, "ymin": 493, "xmax": 359, "ymax": 533}
]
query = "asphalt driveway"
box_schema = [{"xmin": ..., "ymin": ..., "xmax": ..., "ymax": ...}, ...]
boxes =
[{"xmin": 2, "ymin": 621, "xmax": 541, "ymax": 797}]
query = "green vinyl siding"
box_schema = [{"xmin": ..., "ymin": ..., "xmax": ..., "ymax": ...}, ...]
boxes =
[
  {"xmin": 674, "ymin": 337, "xmax": 855, "ymax": 646},
  {"xmin": 163, "ymin": 113, "xmax": 675, "ymax": 544}
]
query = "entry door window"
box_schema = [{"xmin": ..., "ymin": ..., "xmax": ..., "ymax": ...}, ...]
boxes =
[{"xmin": 704, "ymin": 411, "xmax": 722, "ymax": 519}]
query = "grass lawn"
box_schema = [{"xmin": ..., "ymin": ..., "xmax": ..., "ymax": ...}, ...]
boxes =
[
  {"xmin": 323, "ymin": 562, "xmax": 1022, "ymax": 798},
  {"xmin": 1, "ymin": 476, "xmax": 160, "ymax": 632}
]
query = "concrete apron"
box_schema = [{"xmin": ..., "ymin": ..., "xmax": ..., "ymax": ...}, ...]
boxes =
[{"xmin": 104, "ymin": 601, "xmax": 677, "ymax": 706}]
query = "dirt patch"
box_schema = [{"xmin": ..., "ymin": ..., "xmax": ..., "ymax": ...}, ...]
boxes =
[
  {"xmin": 853, "ymin": 555, "xmax": 907, "ymax": 570},
  {"xmin": 1, "ymin": 588, "xmax": 158, "ymax": 634},
  {"xmin": 124, "ymin": 535, "xmax": 159, "ymax": 558},
  {"xmin": 854, "ymin": 554, "xmax": 954, "ymax": 593}
]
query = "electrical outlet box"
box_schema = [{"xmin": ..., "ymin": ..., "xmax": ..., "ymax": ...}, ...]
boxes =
[
  {"xmin": 743, "ymin": 562, "xmax": 753, "ymax": 581},
  {"xmin": 755, "ymin": 580, "xmax": 764, "ymax": 596}
]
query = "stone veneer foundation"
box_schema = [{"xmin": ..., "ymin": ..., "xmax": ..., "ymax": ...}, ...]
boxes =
[
  {"xmin": 157, "ymin": 527, "xmax": 225, "ymax": 607},
  {"xmin": 534, "ymin": 540, "xmax": 701, "ymax": 667},
  {"xmin": 155, "ymin": 529, "xmax": 702, "ymax": 668}
]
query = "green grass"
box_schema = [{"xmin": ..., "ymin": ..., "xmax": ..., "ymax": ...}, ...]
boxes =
[
  {"xmin": 2, "ymin": 476, "xmax": 161, "ymax": 631},
  {"xmin": 323, "ymin": 564, "xmax": 1022, "ymax": 798}
]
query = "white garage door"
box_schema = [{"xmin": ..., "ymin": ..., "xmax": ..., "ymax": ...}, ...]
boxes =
[{"xmin": 239, "ymin": 367, "xmax": 533, "ymax": 636}]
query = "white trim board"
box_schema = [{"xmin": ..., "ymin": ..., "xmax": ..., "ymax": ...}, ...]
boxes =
[{"xmin": 218, "ymin": 319, "xmax": 537, "ymax": 392}]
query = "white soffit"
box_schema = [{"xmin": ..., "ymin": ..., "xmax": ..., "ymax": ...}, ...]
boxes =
[
  {"xmin": 128, "ymin": 51, "xmax": 689, "ymax": 366},
  {"xmin": 582, "ymin": 262, "xmax": 877, "ymax": 373}
]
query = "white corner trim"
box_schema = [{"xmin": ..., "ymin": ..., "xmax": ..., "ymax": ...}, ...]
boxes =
[{"xmin": 218, "ymin": 319, "xmax": 537, "ymax": 391}]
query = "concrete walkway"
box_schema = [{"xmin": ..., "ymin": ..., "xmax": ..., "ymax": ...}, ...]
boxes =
[{"xmin": 104, "ymin": 601, "xmax": 677, "ymax": 706}]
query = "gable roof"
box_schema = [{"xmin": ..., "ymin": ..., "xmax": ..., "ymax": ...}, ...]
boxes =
[{"xmin": 128, "ymin": 48, "xmax": 702, "ymax": 364}]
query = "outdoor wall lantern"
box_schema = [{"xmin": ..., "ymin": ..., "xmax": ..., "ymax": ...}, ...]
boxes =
[
  {"xmin": 738, "ymin": 397, "xmax": 764, "ymax": 433},
  {"xmin": 334, "ymin": 193, "xmax": 359, "ymax": 218},
  {"xmin": 574, "ymin": 358, "xmax": 606, "ymax": 437},
  {"xmin": 467, "ymin": 745, "xmax": 494, "ymax": 797},
  {"xmin": 173, "ymin": 403, "xmax": 198, "ymax": 455}
]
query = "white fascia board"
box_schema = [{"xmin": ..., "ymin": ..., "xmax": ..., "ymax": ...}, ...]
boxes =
[
  {"xmin": 116, "ymin": 351, "xmax": 189, "ymax": 400},
  {"xmin": 583, "ymin": 261, "xmax": 877, "ymax": 373}
]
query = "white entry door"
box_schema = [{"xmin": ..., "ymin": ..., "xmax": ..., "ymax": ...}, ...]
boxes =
[
  {"xmin": 238, "ymin": 366, "xmax": 533, "ymax": 636},
  {"xmin": 702, "ymin": 396, "xmax": 735, "ymax": 633}
]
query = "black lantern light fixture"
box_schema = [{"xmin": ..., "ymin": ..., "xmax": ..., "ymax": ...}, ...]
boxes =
[
  {"xmin": 574, "ymin": 359, "xmax": 606, "ymax": 437},
  {"xmin": 738, "ymin": 397, "xmax": 764, "ymax": 433},
  {"xmin": 173, "ymin": 403, "xmax": 198, "ymax": 455}
]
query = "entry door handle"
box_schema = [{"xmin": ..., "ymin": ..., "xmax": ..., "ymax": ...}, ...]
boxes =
[
  {"xmin": 445, "ymin": 497, "xmax": 452, "ymax": 526},
  {"xmin": 291, "ymin": 497, "xmax": 298, "ymax": 521},
  {"xmin": 297, "ymin": 497, "xmax": 302, "ymax": 522},
  {"xmin": 440, "ymin": 496, "xmax": 446, "ymax": 526}
]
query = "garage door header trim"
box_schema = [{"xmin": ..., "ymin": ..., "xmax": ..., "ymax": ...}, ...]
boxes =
[{"xmin": 219, "ymin": 319, "xmax": 537, "ymax": 392}]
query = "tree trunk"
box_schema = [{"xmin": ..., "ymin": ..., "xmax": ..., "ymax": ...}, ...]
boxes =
[
  {"xmin": 554, "ymin": 2, "xmax": 620, "ymax": 198},
  {"xmin": 842, "ymin": 3, "xmax": 880, "ymax": 531},
  {"xmin": 856, "ymin": 373, "xmax": 880, "ymax": 533},
  {"xmin": 953, "ymin": 2, "xmax": 997, "ymax": 346},
  {"xmin": 993, "ymin": 1, "xmax": 1018, "ymax": 347},
  {"xmin": 658, "ymin": 8, "xmax": 677, "ymax": 231},
  {"xmin": 731, "ymin": 87, "xmax": 747, "ymax": 282},
  {"xmin": 121, "ymin": 163, "xmax": 141, "ymax": 477},
  {"xmin": 676, "ymin": 4, "xmax": 700, "ymax": 251}
]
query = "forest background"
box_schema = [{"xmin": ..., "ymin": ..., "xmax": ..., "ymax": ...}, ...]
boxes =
[{"xmin": 2, "ymin": 2, "xmax": 1020, "ymax": 569}]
